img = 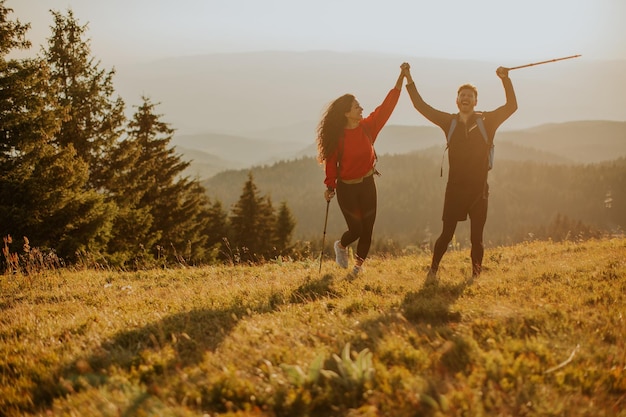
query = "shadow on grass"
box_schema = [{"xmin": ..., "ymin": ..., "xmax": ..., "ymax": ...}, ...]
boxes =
[
  {"xmin": 400, "ymin": 276, "xmax": 471, "ymax": 325},
  {"xmin": 32, "ymin": 290, "xmax": 291, "ymax": 414},
  {"xmin": 289, "ymin": 273, "xmax": 338, "ymax": 303},
  {"xmin": 92, "ymin": 275, "xmax": 344, "ymax": 372},
  {"xmin": 32, "ymin": 274, "xmax": 343, "ymax": 414},
  {"xmin": 352, "ymin": 274, "xmax": 472, "ymax": 348},
  {"xmin": 26, "ymin": 307, "xmax": 240, "ymax": 414}
]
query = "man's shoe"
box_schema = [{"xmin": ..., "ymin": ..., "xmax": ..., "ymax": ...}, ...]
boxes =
[
  {"xmin": 425, "ymin": 267, "xmax": 438, "ymax": 284},
  {"xmin": 351, "ymin": 265, "xmax": 362, "ymax": 276},
  {"xmin": 334, "ymin": 240, "xmax": 349, "ymax": 268},
  {"xmin": 472, "ymin": 263, "xmax": 482, "ymax": 278}
]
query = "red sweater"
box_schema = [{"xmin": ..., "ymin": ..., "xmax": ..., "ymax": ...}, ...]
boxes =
[{"xmin": 324, "ymin": 88, "xmax": 401, "ymax": 189}]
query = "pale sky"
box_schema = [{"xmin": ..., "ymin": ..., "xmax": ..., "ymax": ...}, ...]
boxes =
[{"xmin": 7, "ymin": 0, "xmax": 626, "ymax": 66}]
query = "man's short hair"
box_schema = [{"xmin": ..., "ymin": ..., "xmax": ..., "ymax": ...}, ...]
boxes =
[{"xmin": 457, "ymin": 83, "xmax": 478, "ymax": 99}]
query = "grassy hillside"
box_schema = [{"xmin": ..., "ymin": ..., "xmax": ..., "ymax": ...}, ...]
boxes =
[{"xmin": 1, "ymin": 238, "xmax": 625, "ymax": 416}]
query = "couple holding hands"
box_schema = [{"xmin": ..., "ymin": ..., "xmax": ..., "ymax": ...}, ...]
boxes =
[{"xmin": 316, "ymin": 62, "xmax": 518, "ymax": 278}]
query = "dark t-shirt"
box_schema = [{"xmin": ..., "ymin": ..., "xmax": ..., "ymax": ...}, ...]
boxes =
[{"xmin": 406, "ymin": 78, "xmax": 517, "ymax": 220}]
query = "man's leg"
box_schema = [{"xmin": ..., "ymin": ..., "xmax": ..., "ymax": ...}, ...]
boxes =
[
  {"xmin": 431, "ymin": 220, "xmax": 457, "ymax": 273},
  {"xmin": 469, "ymin": 196, "xmax": 488, "ymax": 277}
]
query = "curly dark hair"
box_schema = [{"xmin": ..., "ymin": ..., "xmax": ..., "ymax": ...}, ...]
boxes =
[{"xmin": 316, "ymin": 94, "xmax": 354, "ymax": 164}]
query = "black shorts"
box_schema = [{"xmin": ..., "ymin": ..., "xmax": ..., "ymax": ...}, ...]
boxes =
[{"xmin": 442, "ymin": 182, "xmax": 489, "ymax": 222}]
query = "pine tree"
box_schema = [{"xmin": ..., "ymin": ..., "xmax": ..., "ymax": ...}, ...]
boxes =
[
  {"xmin": 274, "ymin": 201, "xmax": 296, "ymax": 254},
  {"xmin": 104, "ymin": 96, "xmax": 212, "ymax": 265},
  {"xmin": 102, "ymin": 134, "xmax": 156, "ymax": 265},
  {"xmin": 257, "ymin": 195, "xmax": 277, "ymax": 257},
  {"xmin": 230, "ymin": 172, "xmax": 260, "ymax": 260},
  {"xmin": 163, "ymin": 179, "xmax": 212, "ymax": 264},
  {"xmin": 44, "ymin": 9, "xmax": 125, "ymax": 189},
  {"xmin": 205, "ymin": 199, "xmax": 230, "ymax": 261},
  {"xmin": 0, "ymin": 1, "xmax": 29, "ymax": 53},
  {"xmin": 0, "ymin": 3, "xmax": 115, "ymax": 261},
  {"xmin": 228, "ymin": 174, "xmax": 296, "ymax": 261},
  {"xmin": 229, "ymin": 172, "xmax": 279, "ymax": 261}
]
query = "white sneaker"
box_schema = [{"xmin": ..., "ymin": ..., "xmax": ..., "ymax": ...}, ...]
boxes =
[
  {"xmin": 334, "ymin": 240, "xmax": 349, "ymax": 268},
  {"xmin": 351, "ymin": 265, "xmax": 362, "ymax": 276}
]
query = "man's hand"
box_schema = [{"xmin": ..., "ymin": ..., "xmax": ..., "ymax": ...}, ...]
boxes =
[
  {"xmin": 496, "ymin": 66, "xmax": 510, "ymax": 79},
  {"xmin": 401, "ymin": 62, "xmax": 413, "ymax": 84}
]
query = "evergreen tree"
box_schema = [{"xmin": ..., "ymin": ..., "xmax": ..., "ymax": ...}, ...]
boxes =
[
  {"xmin": 105, "ymin": 96, "xmax": 212, "ymax": 265},
  {"xmin": 230, "ymin": 172, "xmax": 260, "ymax": 259},
  {"xmin": 205, "ymin": 199, "xmax": 230, "ymax": 261},
  {"xmin": 101, "ymin": 125, "xmax": 156, "ymax": 265},
  {"xmin": 164, "ymin": 179, "xmax": 212, "ymax": 264},
  {"xmin": 257, "ymin": 195, "xmax": 277, "ymax": 257},
  {"xmin": 0, "ymin": 1, "xmax": 29, "ymax": 53},
  {"xmin": 0, "ymin": 3, "xmax": 115, "ymax": 261},
  {"xmin": 274, "ymin": 201, "xmax": 296, "ymax": 254},
  {"xmin": 230, "ymin": 172, "xmax": 278, "ymax": 261},
  {"xmin": 44, "ymin": 9, "xmax": 125, "ymax": 189}
]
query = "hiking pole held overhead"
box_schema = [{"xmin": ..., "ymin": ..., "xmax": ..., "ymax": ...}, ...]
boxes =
[
  {"xmin": 319, "ymin": 200, "xmax": 330, "ymax": 274},
  {"xmin": 505, "ymin": 54, "xmax": 581, "ymax": 71}
]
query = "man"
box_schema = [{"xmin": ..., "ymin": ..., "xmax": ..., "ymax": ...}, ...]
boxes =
[{"xmin": 403, "ymin": 64, "xmax": 517, "ymax": 278}]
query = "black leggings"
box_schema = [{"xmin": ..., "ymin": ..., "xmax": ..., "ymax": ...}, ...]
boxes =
[
  {"xmin": 431, "ymin": 196, "xmax": 488, "ymax": 270},
  {"xmin": 336, "ymin": 175, "xmax": 377, "ymax": 261}
]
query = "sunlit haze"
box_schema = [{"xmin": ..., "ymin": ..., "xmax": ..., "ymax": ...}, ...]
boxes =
[
  {"xmin": 6, "ymin": 0, "xmax": 626, "ymax": 136},
  {"xmin": 9, "ymin": 0, "xmax": 626, "ymax": 65}
]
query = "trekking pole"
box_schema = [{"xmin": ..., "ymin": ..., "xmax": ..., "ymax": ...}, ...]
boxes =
[
  {"xmin": 505, "ymin": 54, "xmax": 581, "ymax": 71},
  {"xmin": 319, "ymin": 200, "xmax": 330, "ymax": 274}
]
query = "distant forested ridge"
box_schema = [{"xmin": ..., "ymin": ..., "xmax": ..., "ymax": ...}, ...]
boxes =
[
  {"xmin": 202, "ymin": 154, "xmax": 626, "ymax": 249},
  {"xmin": 177, "ymin": 120, "xmax": 626, "ymax": 180}
]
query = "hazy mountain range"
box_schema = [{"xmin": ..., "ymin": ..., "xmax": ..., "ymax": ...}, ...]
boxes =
[
  {"xmin": 171, "ymin": 120, "xmax": 625, "ymax": 179},
  {"xmin": 108, "ymin": 51, "xmax": 625, "ymax": 178}
]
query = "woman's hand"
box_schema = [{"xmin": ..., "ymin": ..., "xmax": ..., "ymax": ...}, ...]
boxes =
[
  {"xmin": 401, "ymin": 62, "xmax": 414, "ymax": 85},
  {"xmin": 395, "ymin": 63, "xmax": 408, "ymax": 90},
  {"xmin": 324, "ymin": 188, "xmax": 335, "ymax": 202}
]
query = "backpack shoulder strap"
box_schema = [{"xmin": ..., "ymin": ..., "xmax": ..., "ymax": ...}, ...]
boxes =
[
  {"xmin": 474, "ymin": 112, "xmax": 489, "ymax": 144},
  {"xmin": 474, "ymin": 112, "xmax": 495, "ymax": 170},
  {"xmin": 441, "ymin": 116, "xmax": 458, "ymax": 177},
  {"xmin": 446, "ymin": 117, "xmax": 458, "ymax": 145}
]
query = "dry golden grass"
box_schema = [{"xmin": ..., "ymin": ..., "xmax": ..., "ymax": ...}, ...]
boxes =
[{"xmin": 1, "ymin": 238, "xmax": 625, "ymax": 416}]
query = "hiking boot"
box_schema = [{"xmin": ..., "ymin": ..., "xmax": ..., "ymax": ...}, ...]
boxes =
[{"xmin": 334, "ymin": 240, "xmax": 349, "ymax": 269}]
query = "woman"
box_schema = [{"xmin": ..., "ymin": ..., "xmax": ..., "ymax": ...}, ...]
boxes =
[{"xmin": 316, "ymin": 63, "xmax": 407, "ymax": 276}]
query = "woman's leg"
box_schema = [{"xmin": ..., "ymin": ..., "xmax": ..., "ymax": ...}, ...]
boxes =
[
  {"xmin": 336, "ymin": 182, "xmax": 363, "ymax": 248},
  {"xmin": 354, "ymin": 176, "xmax": 377, "ymax": 262}
]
